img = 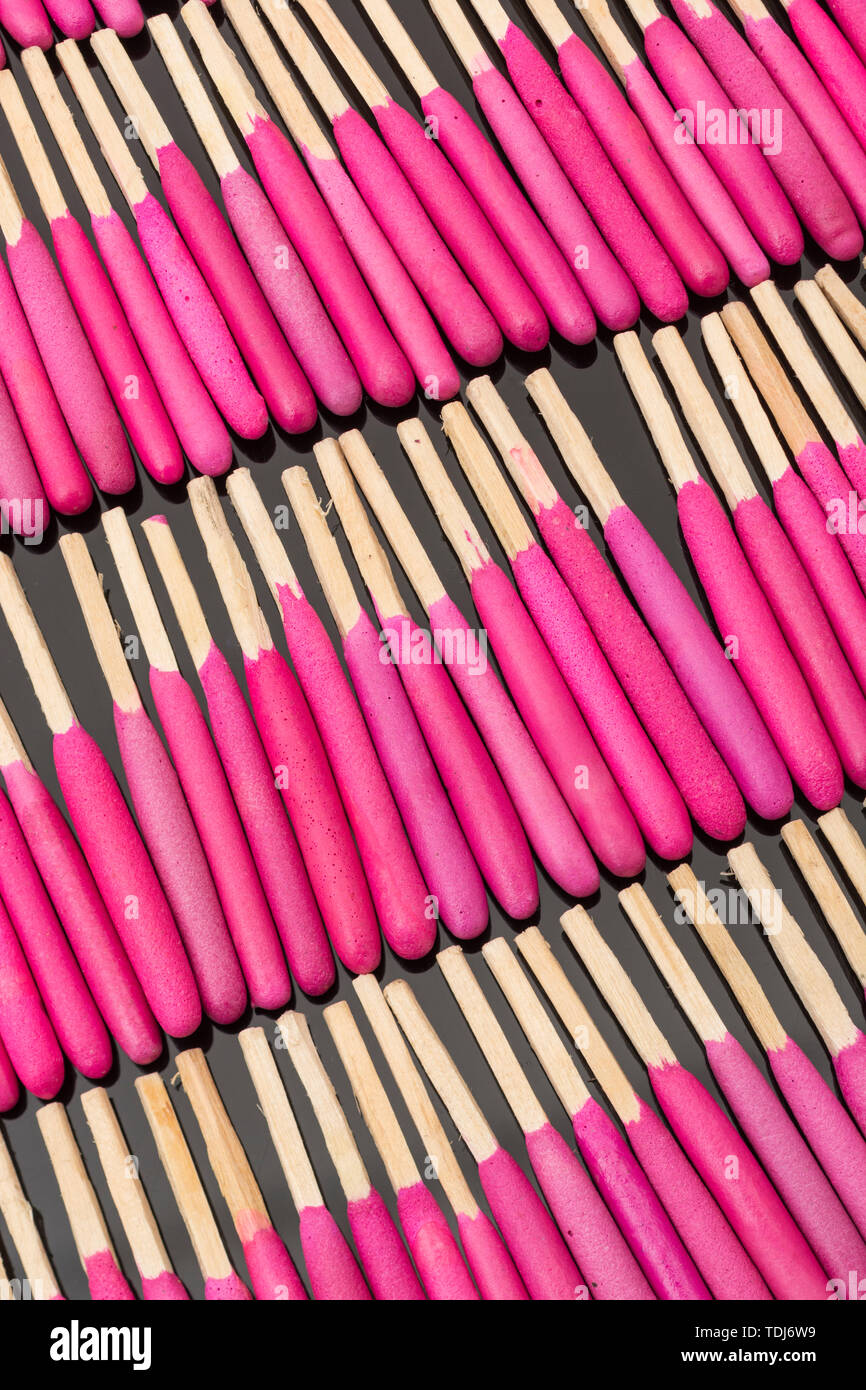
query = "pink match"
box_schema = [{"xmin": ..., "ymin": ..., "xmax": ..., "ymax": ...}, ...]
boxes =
[
  {"xmin": 537, "ymin": 495, "xmax": 745, "ymax": 842},
  {"xmin": 346, "ymin": 1187, "xmax": 425, "ymax": 1300},
  {"xmin": 297, "ymin": 1204, "xmax": 371, "ymax": 1300},
  {"xmin": 471, "ymin": 65, "xmax": 637, "ymax": 331},
  {"xmin": 426, "ymin": 591, "xmax": 597, "ymax": 899},
  {"xmin": 0, "ymin": 890, "xmax": 64, "ymax": 1098},
  {"xmin": 380, "ymin": 612, "xmax": 539, "ymax": 919},
  {"xmin": 149, "ymin": 667, "xmax": 291, "ymax": 1012},
  {"xmin": 244, "ymin": 646, "xmax": 381, "ymax": 975},
  {"xmin": 331, "ymin": 107, "xmax": 502, "ymax": 368},
  {"xmin": 50, "ymin": 212, "xmax": 183, "ymax": 486},
  {"xmin": 6, "ymin": 220, "xmax": 133, "ymax": 494},
  {"xmin": 245, "ymin": 116, "xmax": 415, "ymax": 407},
  {"xmin": 500, "ymin": 24, "xmax": 688, "ymax": 323},
  {"xmin": 671, "ymin": 0, "xmax": 862, "ymax": 261},
  {"xmin": 396, "ymin": 1182, "xmax": 478, "ymax": 1300},
  {"xmin": 1, "ymin": 758, "xmax": 160, "ymax": 1065},
  {"xmin": 469, "ymin": 561, "xmax": 642, "ymax": 880},
  {"xmin": 0, "ymin": 364, "xmax": 48, "ymax": 539},
  {"xmin": 556, "ymin": 33, "xmax": 729, "ymax": 298},
  {"xmin": 0, "ymin": 0, "xmax": 52, "ymax": 48},
  {"xmin": 197, "ymin": 642, "xmax": 334, "ymax": 998},
  {"xmin": 0, "ymin": 787, "xmax": 111, "ymax": 1079},
  {"xmin": 343, "ymin": 607, "xmax": 487, "ymax": 944},
  {"xmin": 91, "ymin": 210, "xmax": 232, "ymax": 478},
  {"xmin": 53, "ymin": 722, "xmax": 201, "ymax": 1040}
]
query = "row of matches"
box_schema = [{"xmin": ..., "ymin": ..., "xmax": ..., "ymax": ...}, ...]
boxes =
[
  {"xmin": 4, "ymin": 318, "xmax": 866, "ymax": 1090},
  {"xmin": 2, "ymin": 0, "xmax": 866, "ymax": 528},
  {"xmin": 4, "ymin": 871, "xmax": 866, "ymax": 1305}
]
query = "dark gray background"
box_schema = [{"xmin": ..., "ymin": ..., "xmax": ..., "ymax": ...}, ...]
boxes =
[{"xmin": 1, "ymin": 0, "xmax": 865, "ymax": 1301}]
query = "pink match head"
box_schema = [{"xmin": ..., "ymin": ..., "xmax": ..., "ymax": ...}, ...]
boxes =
[
  {"xmin": 241, "ymin": 1223, "xmax": 307, "ymax": 1302},
  {"xmin": 298, "ymin": 1204, "xmax": 371, "ymax": 1301},
  {"xmin": 0, "ymin": 0, "xmax": 53, "ymax": 47},
  {"xmin": 0, "ymin": 1037, "xmax": 19, "ymax": 1113},
  {"xmin": 834, "ymin": 1032, "xmax": 866, "ymax": 1140},
  {"xmin": 42, "ymin": 0, "xmax": 96, "ymax": 40},
  {"xmin": 396, "ymin": 1181, "xmax": 479, "ymax": 1300},
  {"xmin": 92, "ymin": 0, "xmax": 144, "ymax": 37},
  {"xmin": 342, "ymin": 607, "xmax": 485, "ymax": 946},
  {"xmin": 84, "ymin": 1249, "xmax": 135, "ymax": 1301},
  {"xmin": 140, "ymin": 1271, "xmax": 189, "ymax": 1301},
  {"xmin": 455, "ymin": 1208, "xmax": 528, "ymax": 1301},
  {"xmin": 346, "ymin": 1188, "xmax": 425, "ymax": 1301},
  {"xmin": 204, "ymin": 1271, "xmax": 253, "ymax": 1301},
  {"xmin": 477, "ymin": 1144, "xmax": 581, "ymax": 1301}
]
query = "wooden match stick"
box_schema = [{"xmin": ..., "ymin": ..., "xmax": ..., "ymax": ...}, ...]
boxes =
[
  {"xmin": 135, "ymin": 1073, "xmax": 251, "ymax": 1300},
  {"xmin": 188, "ymin": 474, "xmax": 369, "ymax": 978},
  {"xmin": 815, "ymin": 266, "xmax": 866, "ymax": 354},
  {"xmin": 59, "ymin": 36, "xmax": 262, "ymax": 442},
  {"xmin": 702, "ymin": 311, "xmax": 866, "ymax": 704},
  {"xmin": 752, "ymin": 279, "xmax": 866, "ymax": 498},
  {"xmin": 102, "ymin": 507, "xmax": 289, "ymax": 1014},
  {"xmin": 515, "ymin": 925, "xmax": 769, "ymax": 1299},
  {"xmin": 37, "ymin": 1102, "xmax": 135, "ymax": 1300},
  {"xmin": 230, "ymin": 462, "xmax": 437, "ymax": 959},
  {"xmin": 275, "ymin": 454, "xmax": 480, "ymax": 945},
  {"xmin": 622, "ymin": 880, "xmax": 866, "ymax": 1280},
  {"xmin": 481, "ymin": 935, "xmax": 708, "ymax": 1299},
  {"xmin": 352, "ymin": 973, "xmax": 527, "ymax": 1300},
  {"xmin": 237, "ymin": 1027, "xmax": 370, "ymax": 1301},
  {"xmin": 325, "ymin": 1000, "xmax": 479, "ymax": 1300},
  {"xmin": 0, "ymin": 1126, "xmax": 63, "ymax": 1299},
  {"xmin": 194, "ymin": 1, "xmax": 454, "ymax": 403},
  {"xmin": 401, "ymin": 412, "xmax": 636, "ymax": 883},
  {"xmin": 446, "ymin": 396, "xmax": 692, "ymax": 861},
  {"xmin": 795, "ymin": 277, "xmax": 866, "ymax": 420},
  {"xmin": 149, "ymin": 12, "xmax": 317, "ymax": 436},
  {"xmin": 339, "ymin": 427, "xmax": 592, "ymax": 895},
  {"xmin": 60, "ymin": 530, "xmax": 245, "ymax": 1028},
  {"xmin": 808, "ymin": 811, "xmax": 866, "ymax": 990},
  {"xmin": 728, "ymin": 843, "xmax": 866, "ymax": 1141},
  {"xmin": 298, "ymin": 0, "xmax": 547, "ymax": 353},
  {"xmin": 673, "ymin": 859, "xmax": 866, "ymax": 1245},
  {"xmin": 618, "ymin": 328, "xmax": 837, "ymax": 811},
  {"xmin": 437, "ymin": 944, "xmax": 652, "ymax": 1299},
  {"xmin": 175, "ymin": 1047, "xmax": 307, "ymax": 1301},
  {"xmin": 383, "ymin": 975, "xmax": 580, "ymax": 1300},
  {"xmin": 359, "ymin": 0, "xmax": 595, "ymax": 344},
  {"xmin": 561, "ymin": 903, "xmax": 826, "ymax": 1299},
  {"xmin": 470, "ymin": 373, "xmax": 744, "ymax": 842},
  {"xmin": 277, "ymin": 1010, "xmax": 424, "ymax": 1300},
  {"xmin": 655, "ymin": 322, "xmax": 857, "ymax": 793},
  {"xmin": 81, "ymin": 1087, "xmax": 188, "ymax": 1301},
  {"xmin": 0, "ymin": 66, "xmax": 181, "ymax": 487},
  {"xmin": 0, "ymin": 551, "xmax": 200, "ymax": 1041},
  {"xmin": 141, "ymin": 513, "xmax": 316, "ymax": 999},
  {"xmin": 617, "ymin": 0, "xmax": 802, "ymax": 266},
  {"xmin": 720, "ymin": 298, "xmax": 866, "ymax": 590}
]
